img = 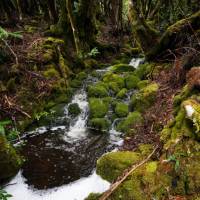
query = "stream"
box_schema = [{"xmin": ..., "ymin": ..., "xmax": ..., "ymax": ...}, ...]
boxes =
[{"xmin": 5, "ymin": 57, "xmax": 144, "ymax": 200}]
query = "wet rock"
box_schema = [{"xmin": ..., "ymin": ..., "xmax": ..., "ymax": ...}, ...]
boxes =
[{"xmin": 68, "ymin": 103, "xmax": 81, "ymax": 117}]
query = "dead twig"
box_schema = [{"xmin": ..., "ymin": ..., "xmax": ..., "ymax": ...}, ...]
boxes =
[{"xmin": 99, "ymin": 146, "xmax": 159, "ymax": 200}]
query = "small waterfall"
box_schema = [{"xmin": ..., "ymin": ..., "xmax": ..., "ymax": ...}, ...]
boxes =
[
  {"xmin": 64, "ymin": 88, "xmax": 89, "ymax": 142},
  {"xmin": 129, "ymin": 57, "xmax": 144, "ymax": 68}
]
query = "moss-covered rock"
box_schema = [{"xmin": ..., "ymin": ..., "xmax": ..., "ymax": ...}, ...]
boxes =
[
  {"xmin": 125, "ymin": 74, "xmax": 140, "ymax": 89},
  {"xmin": 89, "ymin": 98, "xmax": 109, "ymax": 118},
  {"xmin": 96, "ymin": 151, "xmax": 140, "ymax": 182},
  {"xmin": 68, "ymin": 103, "xmax": 81, "ymax": 117},
  {"xmin": 115, "ymin": 103, "xmax": 129, "ymax": 118},
  {"xmin": 137, "ymin": 80, "xmax": 150, "ymax": 89},
  {"xmin": 111, "ymin": 64, "xmax": 135, "ymax": 73},
  {"xmin": 116, "ymin": 111, "xmax": 143, "ymax": 133},
  {"xmin": 131, "ymin": 83, "xmax": 159, "ymax": 112},
  {"xmin": 116, "ymin": 88, "xmax": 128, "ymax": 99},
  {"xmin": 133, "ymin": 63, "xmax": 153, "ymax": 79},
  {"xmin": 88, "ymin": 118, "xmax": 110, "ymax": 131},
  {"xmin": 88, "ymin": 83, "xmax": 108, "ymax": 98},
  {"xmin": 0, "ymin": 135, "xmax": 22, "ymax": 182},
  {"xmin": 84, "ymin": 193, "xmax": 101, "ymax": 200}
]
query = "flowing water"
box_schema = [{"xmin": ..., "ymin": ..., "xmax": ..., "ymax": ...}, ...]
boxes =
[{"xmin": 5, "ymin": 58, "xmax": 143, "ymax": 200}]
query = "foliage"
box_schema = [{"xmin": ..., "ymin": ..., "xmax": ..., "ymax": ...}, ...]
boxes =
[
  {"xmin": 0, "ymin": 189, "xmax": 12, "ymax": 200},
  {"xmin": 0, "ymin": 27, "xmax": 22, "ymax": 40},
  {"xmin": 0, "ymin": 120, "xmax": 11, "ymax": 135},
  {"xmin": 167, "ymin": 155, "xmax": 180, "ymax": 172},
  {"xmin": 87, "ymin": 47, "xmax": 100, "ymax": 58}
]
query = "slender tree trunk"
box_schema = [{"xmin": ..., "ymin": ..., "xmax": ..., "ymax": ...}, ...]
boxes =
[{"xmin": 66, "ymin": 0, "xmax": 82, "ymax": 56}]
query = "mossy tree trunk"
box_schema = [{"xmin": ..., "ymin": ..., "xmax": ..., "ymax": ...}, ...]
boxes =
[{"xmin": 66, "ymin": 0, "xmax": 82, "ymax": 56}]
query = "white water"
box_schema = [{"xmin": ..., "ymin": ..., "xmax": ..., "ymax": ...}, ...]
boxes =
[
  {"xmin": 5, "ymin": 58, "xmax": 143, "ymax": 200},
  {"xmin": 129, "ymin": 57, "xmax": 144, "ymax": 69},
  {"xmin": 6, "ymin": 171, "xmax": 110, "ymax": 200}
]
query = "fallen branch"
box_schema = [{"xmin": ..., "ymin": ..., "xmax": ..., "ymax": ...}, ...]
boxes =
[{"xmin": 99, "ymin": 145, "xmax": 159, "ymax": 200}]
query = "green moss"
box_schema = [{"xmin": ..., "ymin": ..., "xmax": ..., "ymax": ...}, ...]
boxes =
[
  {"xmin": 115, "ymin": 103, "xmax": 129, "ymax": 118},
  {"xmin": 137, "ymin": 80, "xmax": 150, "ymax": 89},
  {"xmin": 116, "ymin": 111, "xmax": 143, "ymax": 133},
  {"xmin": 130, "ymin": 83, "xmax": 159, "ymax": 112},
  {"xmin": 133, "ymin": 63, "xmax": 153, "ymax": 79},
  {"xmin": 111, "ymin": 64, "xmax": 135, "ymax": 73},
  {"xmin": 42, "ymin": 49, "xmax": 54, "ymax": 63},
  {"xmin": 68, "ymin": 103, "xmax": 81, "ymax": 117},
  {"xmin": 70, "ymin": 79, "xmax": 82, "ymax": 88},
  {"xmin": 88, "ymin": 83, "xmax": 108, "ymax": 98},
  {"xmin": 84, "ymin": 59, "xmax": 98, "ymax": 69},
  {"xmin": 76, "ymin": 72, "xmax": 87, "ymax": 81},
  {"xmin": 0, "ymin": 135, "xmax": 22, "ymax": 181},
  {"xmin": 89, "ymin": 98, "xmax": 109, "ymax": 118},
  {"xmin": 88, "ymin": 118, "xmax": 110, "ymax": 131},
  {"xmin": 84, "ymin": 193, "xmax": 101, "ymax": 200},
  {"xmin": 116, "ymin": 88, "xmax": 128, "ymax": 99},
  {"xmin": 103, "ymin": 73, "xmax": 125, "ymax": 90},
  {"xmin": 125, "ymin": 74, "xmax": 140, "ymax": 89},
  {"xmin": 96, "ymin": 151, "xmax": 140, "ymax": 182},
  {"xmin": 43, "ymin": 67, "xmax": 60, "ymax": 78}
]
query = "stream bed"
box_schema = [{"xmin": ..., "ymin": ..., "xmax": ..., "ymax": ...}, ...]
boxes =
[{"xmin": 5, "ymin": 58, "xmax": 144, "ymax": 200}]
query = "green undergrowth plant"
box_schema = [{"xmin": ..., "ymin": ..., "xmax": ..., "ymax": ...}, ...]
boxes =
[{"xmin": 0, "ymin": 189, "xmax": 12, "ymax": 200}]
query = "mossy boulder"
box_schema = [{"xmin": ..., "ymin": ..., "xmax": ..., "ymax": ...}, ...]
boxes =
[
  {"xmin": 115, "ymin": 103, "xmax": 129, "ymax": 118},
  {"xmin": 116, "ymin": 88, "xmax": 128, "ymax": 99},
  {"xmin": 88, "ymin": 118, "xmax": 110, "ymax": 131},
  {"xmin": 84, "ymin": 193, "xmax": 101, "ymax": 200},
  {"xmin": 89, "ymin": 98, "xmax": 109, "ymax": 118},
  {"xmin": 88, "ymin": 83, "xmax": 108, "ymax": 98},
  {"xmin": 76, "ymin": 72, "xmax": 87, "ymax": 81},
  {"xmin": 133, "ymin": 63, "xmax": 153, "ymax": 79},
  {"xmin": 125, "ymin": 74, "xmax": 140, "ymax": 89},
  {"xmin": 116, "ymin": 111, "xmax": 143, "ymax": 133},
  {"xmin": 96, "ymin": 151, "xmax": 140, "ymax": 182},
  {"xmin": 131, "ymin": 83, "xmax": 159, "ymax": 112},
  {"xmin": 111, "ymin": 64, "xmax": 135, "ymax": 73},
  {"xmin": 137, "ymin": 80, "xmax": 150, "ymax": 89},
  {"xmin": 0, "ymin": 135, "xmax": 22, "ymax": 181},
  {"xmin": 68, "ymin": 103, "xmax": 81, "ymax": 117}
]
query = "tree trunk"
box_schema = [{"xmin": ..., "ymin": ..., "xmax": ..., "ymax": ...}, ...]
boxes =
[{"xmin": 66, "ymin": 0, "xmax": 82, "ymax": 56}]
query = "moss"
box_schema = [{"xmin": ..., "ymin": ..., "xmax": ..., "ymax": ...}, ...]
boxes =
[
  {"xmin": 76, "ymin": 71, "xmax": 87, "ymax": 81},
  {"xmin": 116, "ymin": 88, "xmax": 128, "ymax": 99},
  {"xmin": 111, "ymin": 64, "xmax": 135, "ymax": 73},
  {"xmin": 70, "ymin": 79, "xmax": 82, "ymax": 88},
  {"xmin": 43, "ymin": 67, "xmax": 60, "ymax": 78},
  {"xmin": 42, "ymin": 49, "xmax": 54, "ymax": 63},
  {"xmin": 88, "ymin": 83, "xmax": 108, "ymax": 98},
  {"xmin": 96, "ymin": 151, "xmax": 140, "ymax": 182},
  {"xmin": 133, "ymin": 63, "xmax": 153, "ymax": 79},
  {"xmin": 84, "ymin": 193, "xmax": 101, "ymax": 200},
  {"xmin": 89, "ymin": 98, "xmax": 109, "ymax": 118},
  {"xmin": 130, "ymin": 83, "xmax": 159, "ymax": 112},
  {"xmin": 68, "ymin": 103, "xmax": 81, "ymax": 117},
  {"xmin": 0, "ymin": 135, "xmax": 22, "ymax": 181},
  {"xmin": 115, "ymin": 103, "xmax": 129, "ymax": 118},
  {"xmin": 125, "ymin": 74, "xmax": 140, "ymax": 89},
  {"xmin": 116, "ymin": 111, "xmax": 143, "ymax": 133},
  {"xmin": 84, "ymin": 59, "xmax": 98, "ymax": 69},
  {"xmin": 137, "ymin": 80, "xmax": 150, "ymax": 89},
  {"xmin": 88, "ymin": 118, "xmax": 110, "ymax": 131}
]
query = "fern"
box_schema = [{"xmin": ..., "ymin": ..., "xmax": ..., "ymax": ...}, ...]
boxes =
[
  {"xmin": 0, "ymin": 27, "xmax": 23, "ymax": 40},
  {"xmin": 0, "ymin": 189, "xmax": 12, "ymax": 200},
  {"xmin": 0, "ymin": 120, "xmax": 11, "ymax": 135}
]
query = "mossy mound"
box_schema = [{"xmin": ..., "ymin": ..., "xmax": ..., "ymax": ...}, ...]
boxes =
[
  {"xmin": 84, "ymin": 193, "xmax": 101, "ymax": 200},
  {"xmin": 89, "ymin": 98, "xmax": 109, "ymax": 118},
  {"xmin": 131, "ymin": 83, "xmax": 159, "ymax": 112},
  {"xmin": 111, "ymin": 64, "xmax": 135, "ymax": 73},
  {"xmin": 96, "ymin": 151, "xmax": 140, "ymax": 182},
  {"xmin": 133, "ymin": 63, "xmax": 153, "ymax": 79},
  {"xmin": 116, "ymin": 111, "xmax": 143, "ymax": 133},
  {"xmin": 137, "ymin": 80, "xmax": 150, "ymax": 89},
  {"xmin": 115, "ymin": 103, "xmax": 129, "ymax": 118},
  {"xmin": 116, "ymin": 88, "xmax": 128, "ymax": 99},
  {"xmin": 88, "ymin": 83, "xmax": 108, "ymax": 98},
  {"xmin": 68, "ymin": 103, "xmax": 81, "ymax": 117},
  {"xmin": 88, "ymin": 118, "xmax": 110, "ymax": 131},
  {"xmin": 0, "ymin": 135, "xmax": 22, "ymax": 182},
  {"xmin": 125, "ymin": 74, "xmax": 140, "ymax": 89}
]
